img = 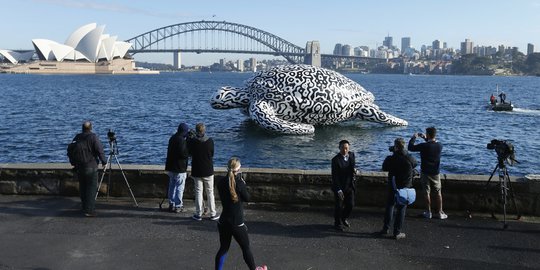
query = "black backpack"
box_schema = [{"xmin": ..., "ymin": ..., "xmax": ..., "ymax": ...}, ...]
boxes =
[{"xmin": 67, "ymin": 134, "xmax": 93, "ymax": 166}]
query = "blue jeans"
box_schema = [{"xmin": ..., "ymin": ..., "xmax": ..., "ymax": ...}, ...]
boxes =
[
  {"xmin": 167, "ymin": 172, "xmax": 187, "ymax": 208},
  {"xmin": 383, "ymin": 190, "xmax": 407, "ymax": 235}
]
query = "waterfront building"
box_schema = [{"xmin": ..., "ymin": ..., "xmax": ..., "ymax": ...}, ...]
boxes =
[
  {"xmin": 333, "ymin": 43, "xmax": 343, "ymax": 55},
  {"xmin": 341, "ymin": 45, "xmax": 353, "ymax": 56},
  {"xmin": 383, "ymin": 35, "xmax": 393, "ymax": 49},
  {"xmin": 460, "ymin": 39, "xmax": 474, "ymax": 55},
  {"xmin": 401, "ymin": 37, "xmax": 411, "ymax": 54},
  {"xmin": 528, "ymin": 43, "xmax": 534, "ymax": 55}
]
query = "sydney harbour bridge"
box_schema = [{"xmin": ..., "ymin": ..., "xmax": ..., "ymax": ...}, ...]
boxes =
[{"xmin": 125, "ymin": 20, "xmax": 386, "ymax": 67}]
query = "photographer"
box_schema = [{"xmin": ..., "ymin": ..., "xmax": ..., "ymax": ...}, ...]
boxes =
[
  {"xmin": 408, "ymin": 127, "xmax": 447, "ymax": 219},
  {"xmin": 67, "ymin": 121, "xmax": 106, "ymax": 217},
  {"xmin": 379, "ymin": 138, "xmax": 417, "ymax": 239}
]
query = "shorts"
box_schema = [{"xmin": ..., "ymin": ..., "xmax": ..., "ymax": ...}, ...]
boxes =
[{"xmin": 421, "ymin": 173, "xmax": 441, "ymax": 194}]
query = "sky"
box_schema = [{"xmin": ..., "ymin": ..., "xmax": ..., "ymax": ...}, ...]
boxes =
[{"xmin": 2, "ymin": 0, "xmax": 540, "ymax": 66}]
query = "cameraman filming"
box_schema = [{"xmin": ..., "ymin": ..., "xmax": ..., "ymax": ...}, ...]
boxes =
[{"xmin": 408, "ymin": 127, "xmax": 447, "ymax": 220}]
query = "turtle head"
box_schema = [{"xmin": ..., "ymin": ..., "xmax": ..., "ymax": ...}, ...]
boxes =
[{"xmin": 210, "ymin": 86, "xmax": 250, "ymax": 109}]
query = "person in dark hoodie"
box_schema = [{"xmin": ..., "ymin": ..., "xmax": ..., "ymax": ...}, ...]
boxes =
[
  {"xmin": 380, "ymin": 138, "xmax": 417, "ymax": 240},
  {"xmin": 165, "ymin": 123, "xmax": 190, "ymax": 213},
  {"xmin": 188, "ymin": 123, "xmax": 219, "ymax": 221}
]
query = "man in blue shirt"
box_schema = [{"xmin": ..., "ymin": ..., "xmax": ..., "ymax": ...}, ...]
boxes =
[{"xmin": 408, "ymin": 127, "xmax": 447, "ymax": 219}]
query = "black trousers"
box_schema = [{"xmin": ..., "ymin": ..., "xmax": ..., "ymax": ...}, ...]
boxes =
[
  {"xmin": 334, "ymin": 188, "xmax": 355, "ymax": 226},
  {"xmin": 215, "ymin": 222, "xmax": 255, "ymax": 270},
  {"xmin": 77, "ymin": 167, "xmax": 98, "ymax": 214}
]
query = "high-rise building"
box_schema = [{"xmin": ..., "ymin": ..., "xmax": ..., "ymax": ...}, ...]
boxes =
[
  {"xmin": 173, "ymin": 52, "xmax": 181, "ymax": 69},
  {"xmin": 401, "ymin": 37, "xmax": 411, "ymax": 53},
  {"xmin": 383, "ymin": 36, "xmax": 393, "ymax": 48},
  {"xmin": 527, "ymin": 43, "xmax": 534, "ymax": 55},
  {"xmin": 333, "ymin": 43, "xmax": 343, "ymax": 55},
  {"xmin": 250, "ymin": 57, "xmax": 256, "ymax": 72},
  {"xmin": 460, "ymin": 39, "xmax": 473, "ymax": 55},
  {"xmin": 432, "ymin": 40, "xmax": 441, "ymax": 50},
  {"xmin": 237, "ymin": 59, "xmax": 243, "ymax": 72},
  {"xmin": 342, "ymin": 44, "xmax": 352, "ymax": 56}
]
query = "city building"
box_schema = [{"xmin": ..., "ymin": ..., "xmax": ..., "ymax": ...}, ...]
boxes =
[
  {"xmin": 401, "ymin": 37, "xmax": 411, "ymax": 54},
  {"xmin": 333, "ymin": 43, "xmax": 343, "ymax": 55},
  {"xmin": 341, "ymin": 44, "xmax": 353, "ymax": 56},
  {"xmin": 528, "ymin": 43, "xmax": 534, "ymax": 55},
  {"xmin": 460, "ymin": 39, "xmax": 474, "ymax": 55},
  {"xmin": 383, "ymin": 35, "xmax": 393, "ymax": 49}
]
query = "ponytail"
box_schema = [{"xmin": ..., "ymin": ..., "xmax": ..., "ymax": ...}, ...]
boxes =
[{"xmin": 227, "ymin": 157, "xmax": 241, "ymax": 203}]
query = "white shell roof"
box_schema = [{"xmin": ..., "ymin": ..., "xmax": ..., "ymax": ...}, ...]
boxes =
[{"xmin": 29, "ymin": 23, "xmax": 131, "ymax": 63}]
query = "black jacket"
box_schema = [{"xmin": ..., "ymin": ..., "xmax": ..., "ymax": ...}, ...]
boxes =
[
  {"xmin": 382, "ymin": 150, "xmax": 417, "ymax": 189},
  {"xmin": 217, "ymin": 174, "xmax": 251, "ymax": 226},
  {"xmin": 188, "ymin": 136, "xmax": 214, "ymax": 177},
  {"xmin": 165, "ymin": 132, "xmax": 189, "ymax": 173},
  {"xmin": 71, "ymin": 131, "xmax": 106, "ymax": 169},
  {"xmin": 408, "ymin": 137, "xmax": 442, "ymax": 175},
  {"xmin": 331, "ymin": 151, "xmax": 356, "ymax": 193}
]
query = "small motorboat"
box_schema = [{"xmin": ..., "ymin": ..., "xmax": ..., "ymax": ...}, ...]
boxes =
[
  {"xmin": 489, "ymin": 85, "xmax": 514, "ymax": 111},
  {"xmin": 490, "ymin": 102, "xmax": 514, "ymax": 111}
]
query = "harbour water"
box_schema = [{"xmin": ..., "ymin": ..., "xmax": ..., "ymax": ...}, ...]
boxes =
[{"xmin": 0, "ymin": 72, "xmax": 539, "ymax": 176}]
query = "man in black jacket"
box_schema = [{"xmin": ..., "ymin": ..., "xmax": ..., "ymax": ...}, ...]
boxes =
[
  {"xmin": 380, "ymin": 138, "xmax": 417, "ymax": 239},
  {"xmin": 165, "ymin": 123, "xmax": 190, "ymax": 213},
  {"xmin": 331, "ymin": 140, "xmax": 358, "ymax": 231},
  {"xmin": 68, "ymin": 121, "xmax": 106, "ymax": 217},
  {"xmin": 188, "ymin": 123, "xmax": 218, "ymax": 221}
]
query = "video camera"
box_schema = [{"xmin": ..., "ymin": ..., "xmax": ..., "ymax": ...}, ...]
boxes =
[
  {"xmin": 107, "ymin": 129, "xmax": 116, "ymax": 142},
  {"xmin": 487, "ymin": 139, "xmax": 516, "ymax": 165}
]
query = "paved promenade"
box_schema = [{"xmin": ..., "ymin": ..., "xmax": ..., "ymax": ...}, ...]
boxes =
[{"xmin": 0, "ymin": 195, "xmax": 539, "ymax": 270}]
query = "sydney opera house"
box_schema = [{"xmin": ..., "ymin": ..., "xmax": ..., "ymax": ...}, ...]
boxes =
[{"xmin": 0, "ymin": 23, "xmax": 156, "ymax": 74}]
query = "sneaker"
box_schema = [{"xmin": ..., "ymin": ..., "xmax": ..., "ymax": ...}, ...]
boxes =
[
  {"xmin": 168, "ymin": 204, "xmax": 174, "ymax": 212},
  {"xmin": 433, "ymin": 212, "xmax": 448, "ymax": 220},
  {"xmin": 210, "ymin": 215, "xmax": 220, "ymax": 221},
  {"xmin": 174, "ymin": 206, "xmax": 184, "ymax": 213},
  {"xmin": 255, "ymin": 266, "xmax": 268, "ymax": 270},
  {"xmin": 377, "ymin": 229, "xmax": 389, "ymax": 236},
  {"xmin": 191, "ymin": 215, "xmax": 202, "ymax": 221},
  {"xmin": 422, "ymin": 211, "xmax": 432, "ymax": 219},
  {"xmin": 84, "ymin": 212, "xmax": 97, "ymax": 217},
  {"xmin": 334, "ymin": 224, "xmax": 344, "ymax": 232},
  {"xmin": 341, "ymin": 219, "xmax": 350, "ymax": 227},
  {"xmin": 394, "ymin": 233, "xmax": 406, "ymax": 240}
]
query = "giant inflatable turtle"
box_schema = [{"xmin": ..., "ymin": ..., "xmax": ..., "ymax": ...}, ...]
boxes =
[{"xmin": 210, "ymin": 64, "xmax": 408, "ymax": 134}]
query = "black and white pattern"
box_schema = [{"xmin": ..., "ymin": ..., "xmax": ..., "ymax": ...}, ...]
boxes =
[{"xmin": 210, "ymin": 65, "xmax": 408, "ymax": 135}]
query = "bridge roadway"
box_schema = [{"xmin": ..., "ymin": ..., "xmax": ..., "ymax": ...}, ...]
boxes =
[{"xmin": 0, "ymin": 195, "xmax": 538, "ymax": 269}]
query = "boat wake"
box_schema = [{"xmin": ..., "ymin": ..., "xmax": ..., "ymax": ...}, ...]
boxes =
[{"xmin": 512, "ymin": 108, "xmax": 540, "ymax": 116}]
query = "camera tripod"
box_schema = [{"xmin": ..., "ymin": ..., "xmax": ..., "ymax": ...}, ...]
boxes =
[
  {"xmin": 96, "ymin": 139, "xmax": 138, "ymax": 207},
  {"xmin": 484, "ymin": 158, "xmax": 521, "ymax": 229}
]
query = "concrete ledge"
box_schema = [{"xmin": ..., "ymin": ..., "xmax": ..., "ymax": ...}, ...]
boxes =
[{"xmin": 1, "ymin": 163, "xmax": 538, "ymax": 215}]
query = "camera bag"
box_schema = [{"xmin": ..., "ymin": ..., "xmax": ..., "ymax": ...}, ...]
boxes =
[{"xmin": 392, "ymin": 176, "xmax": 416, "ymax": 206}]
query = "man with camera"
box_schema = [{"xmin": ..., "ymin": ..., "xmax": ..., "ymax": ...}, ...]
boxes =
[
  {"xmin": 67, "ymin": 121, "xmax": 106, "ymax": 217},
  {"xmin": 331, "ymin": 140, "xmax": 359, "ymax": 231},
  {"xmin": 408, "ymin": 127, "xmax": 447, "ymax": 219},
  {"xmin": 380, "ymin": 138, "xmax": 417, "ymax": 239},
  {"xmin": 165, "ymin": 123, "xmax": 190, "ymax": 213}
]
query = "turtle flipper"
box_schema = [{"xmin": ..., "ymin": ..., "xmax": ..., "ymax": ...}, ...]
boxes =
[
  {"xmin": 210, "ymin": 86, "xmax": 250, "ymax": 109},
  {"xmin": 354, "ymin": 104, "xmax": 408, "ymax": 126},
  {"xmin": 249, "ymin": 100, "xmax": 315, "ymax": 134}
]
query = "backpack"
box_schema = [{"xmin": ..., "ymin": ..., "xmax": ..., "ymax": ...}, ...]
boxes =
[{"xmin": 67, "ymin": 134, "xmax": 93, "ymax": 166}]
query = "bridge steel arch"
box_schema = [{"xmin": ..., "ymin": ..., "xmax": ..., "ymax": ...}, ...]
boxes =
[{"xmin": 126, "ymin": 21, "xmax": 306, "ymax": 64}]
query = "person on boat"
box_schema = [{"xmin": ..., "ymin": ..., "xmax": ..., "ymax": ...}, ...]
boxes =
[
  {"xmin": 490, "ymin": 94, "xmax": 496, "ymax": 105},
  {"xmin": 498, "ymin": 92, "xmax": 506, "ymax": 104}
]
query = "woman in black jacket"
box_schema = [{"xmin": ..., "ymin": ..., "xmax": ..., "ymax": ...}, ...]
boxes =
[
  {"xmin": 380, "ymin": 138, "xmax": 417, "ymax": 240},
  {"xmin": 215, "ymin": 157, "xmax": 266, "ymax": 270}
]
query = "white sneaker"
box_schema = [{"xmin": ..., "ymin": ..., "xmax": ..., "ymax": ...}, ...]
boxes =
[
  {"xmin": 422, "ymin": 211, "xmax": 432, "ymax": 219},
  {"xmin": 434, "ymin": 212, "xmax": 448, "ymax": 220}
]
